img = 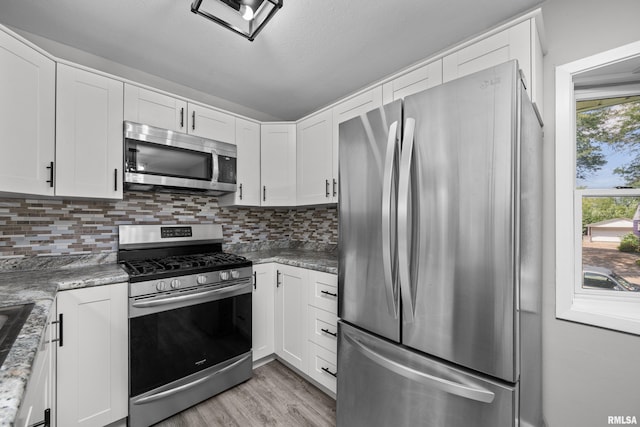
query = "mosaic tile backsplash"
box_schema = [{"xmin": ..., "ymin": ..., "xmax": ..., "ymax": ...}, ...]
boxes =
[{"xmin": 0, "ymin": 192, "xmax": 338, "ymax": 258}]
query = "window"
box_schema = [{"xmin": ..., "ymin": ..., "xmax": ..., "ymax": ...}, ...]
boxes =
[{"xmin": 556, "ymin": 40, "xmax": 640, "ymax": 335}]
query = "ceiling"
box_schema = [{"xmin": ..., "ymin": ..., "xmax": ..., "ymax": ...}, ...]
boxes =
[{"xmin": 0, "ymin": 0, "xmax": 544, "ymax": 121}]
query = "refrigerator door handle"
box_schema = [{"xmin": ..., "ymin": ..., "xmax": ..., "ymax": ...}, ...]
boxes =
[
  {"xmin": 344, "ymin": 329, "xmax": 496, "ymax": 404},
  {"xmin": 398, "ymin": 117, "xmax": 416, "ymax": 322},
  {"xmin": 381, "ymin": 120, "xmax": 400, "ymax": 319}
]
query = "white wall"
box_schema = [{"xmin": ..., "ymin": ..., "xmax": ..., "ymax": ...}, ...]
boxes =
[{"xmin": 541, "ymin": 1, "xmax": 640, "ymax": 426}]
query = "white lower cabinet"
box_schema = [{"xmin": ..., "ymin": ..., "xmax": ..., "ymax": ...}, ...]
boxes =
[
  {"xmin": 15, "ymin": 304, "xmax": 56, "ymax": 427},
  {"xmin": 252, "ymin": 263, "xmax": 275, "ymax": 361},
  {"xmin": 56, "ymin": 282, "xmax": 128, "ymax": 427},
  {"xmin": 257, "ymin": 263, "xmax": 338, "ymax": 396},
  {"xmin": 274, "ymin": 265, "xmax": 308, "ymax": 371},
  {"xmin": 306, "ymin": 270, "xmax": 338, "ymax": 393}
]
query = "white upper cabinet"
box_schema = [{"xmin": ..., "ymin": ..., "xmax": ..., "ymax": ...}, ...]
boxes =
[
  {"xmin": 0, "ymin": 29, "xmax": 55, "ymax": 197},
  {"xmin": 124, "ymin": 84, "xmax": 187, "ymax": 132},
  {"xmin": 124, "ymin": 84, "xmax": 236, "ymax": 143},
  {"xmin": 219, "ymin": 118, "xmax": 261, "ymax": 206},
  {"xmin": 56, "ymin": 64, "xmax": 123, "ymax": 199},
  {"xmin": 188, "ymin": 103, "xmax": 236, "ymax": 144},
  {"xmin": 296, "ymin": 110, "xmax": 335, "ymax": 205},
  {"xmin": 442, "ymin": 18, "xmax": 543, "ymax": 113},
  {"xmin": 382, "ymin": 60, "xmax": 443, "ymax": 104},
  {"xmin": 260, "ymin": 123, "xmax": 296, "ymax": 206}
]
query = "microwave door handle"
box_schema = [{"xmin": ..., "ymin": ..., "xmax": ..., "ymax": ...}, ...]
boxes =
[
  {"xmin": 398, "ymin": 117, "xmax": 416, "ymax": 323},
  {"xmin": 382, "ymin": 120, "xmax": 399, "ymax": 319},
  {"xmin": 211, "ymin": 151, "xmax": 220, "ymax": 182}
]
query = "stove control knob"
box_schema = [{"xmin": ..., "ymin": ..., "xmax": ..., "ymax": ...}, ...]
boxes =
[
  {"xmin": 170, "ymin": 279, "xmax": 182, "ymax": 289},
  {"xmin": 219, "ymin": 271, "xmax": 230, "ymax": 281},
  {"xmin": 156, "ymin": 281, "xmax": 166, "ymax": 291},
  {"xmin": 197, "ymin": 275, "xmax": 207, "ymax": 285},
  {"xmin": 231, "ymin": 270, "xmax": 240, "ymax": 279}
]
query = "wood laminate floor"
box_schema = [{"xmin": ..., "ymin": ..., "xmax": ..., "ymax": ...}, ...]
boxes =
[{"xmin": 153, "ymin": 360, "xmax": 337, "ymax": 427}]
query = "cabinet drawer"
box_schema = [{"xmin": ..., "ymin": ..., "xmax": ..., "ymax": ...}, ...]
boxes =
[
  {"xmin": 308, "ymin": 271, "xmax": 338, "ymax": 314},
  {"xmin": 307, "ymin": 305, "xmax": 338, "ymax": 353},
  {"xmin": 307, "ymin": 341, "xmax": 337, "ymax": 393}
]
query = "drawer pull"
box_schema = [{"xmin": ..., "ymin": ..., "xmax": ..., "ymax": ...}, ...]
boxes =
[
  {"xmin": 321, "ymin": 328, "xmax": 337, "ymax": 337},
  {"xmin": 321, "ymin": 366, "xmax": 337, "ymax": 378},
  {"xmin": 321, "ymin": 290, "xmax": 337, "ymax": 298}
]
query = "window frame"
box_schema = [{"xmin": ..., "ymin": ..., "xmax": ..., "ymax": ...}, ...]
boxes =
[{"xmin": 556, "ymin": 40, "xmax": 640, "ymax": 335}]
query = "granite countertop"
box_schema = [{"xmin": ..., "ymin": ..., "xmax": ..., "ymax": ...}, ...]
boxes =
[
  {"xmin": 238, "ymin": 248, "xmax": 338, "ymax": 275},
  {"xmin": 0, "ymin": 259, "xmax": 128, "ymax": 426}
]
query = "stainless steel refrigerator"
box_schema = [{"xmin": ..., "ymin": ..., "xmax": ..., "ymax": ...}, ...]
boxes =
[{"xmin": 337, "ymin": 60, "xmax": 542, "ymax": 427}]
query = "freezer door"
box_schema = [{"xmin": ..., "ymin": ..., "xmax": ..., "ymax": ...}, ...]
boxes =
[
  {"xmin": 337, "ymin": 321, "xmax": 517, "ymax": 427},
  {"xmin": 401, "ymin": 61, "xmax": 520, "ymax": 382},
  {"xmin": 338, "ymin": 100, "xmax": 402, "ymax": 342}
]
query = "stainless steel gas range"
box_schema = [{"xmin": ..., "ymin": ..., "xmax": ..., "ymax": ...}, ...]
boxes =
[{"xmin": 118, "ymin": 224, "xmax": 253, "ymax": 427}]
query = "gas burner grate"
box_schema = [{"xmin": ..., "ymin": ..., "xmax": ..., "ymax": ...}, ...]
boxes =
[{"xmin": 122, "ymin": 252, "xmax": 250, "ymax": 278}]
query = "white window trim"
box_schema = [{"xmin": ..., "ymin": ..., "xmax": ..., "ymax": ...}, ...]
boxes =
[{"xmin": 556, "ymin": 40, "xmax": 640, "ymax": 335}]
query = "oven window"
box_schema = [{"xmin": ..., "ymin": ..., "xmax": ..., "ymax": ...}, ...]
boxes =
[
  {"xmin": 125, "ymin": 139, "xmax": 213, "ymax": 181},
  {"xmin": 129, "ymin": 292, "xmax": 251, "ymax": 397}
]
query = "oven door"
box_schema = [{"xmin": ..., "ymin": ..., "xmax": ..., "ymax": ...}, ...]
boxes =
[{"xmin": 129, "ymin": 280, "xmax": 252, "ymax": 398}]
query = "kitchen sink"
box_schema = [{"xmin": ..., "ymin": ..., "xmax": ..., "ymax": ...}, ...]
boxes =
[{"xmin": 0, "ymin": 303, "xmax": 34, "ymax": 367}]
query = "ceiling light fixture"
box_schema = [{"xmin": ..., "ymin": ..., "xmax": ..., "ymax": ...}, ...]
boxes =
[{"xmin": 191, "ymin": 0, "xmax": 283, "ymax": 42}]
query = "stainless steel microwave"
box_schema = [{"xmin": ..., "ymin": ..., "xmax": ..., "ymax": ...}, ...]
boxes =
[{"xmin": 123, "ymin": 121, "xmax": 237, "ymax": 196}]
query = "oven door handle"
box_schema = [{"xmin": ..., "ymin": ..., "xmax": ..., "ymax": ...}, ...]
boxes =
[
  {"xmin": 132, "ymin": 352, "xmax": 252, "ymax": 405},
  {"xmin": 132, "ymin": 281, "xmax": 250, "ymax": 309}
]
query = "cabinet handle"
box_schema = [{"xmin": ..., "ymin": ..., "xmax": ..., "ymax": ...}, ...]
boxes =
[
  {"xmin": 46, "ymin": 161, "xmax": 54, "ymax": 187},
  {"xmin": 114, "ymin": 169, "xmax": 118, "ymax": 191},
  {"xmin": 192, "ymin": 111, "xmax": 196, "ymax": 130},
  {"xmin": 49, "ymin": 313, "xmax": 63, "ymax": 347},
  {"xmin": 263, "ymin": 186, "xmax": 266, "ymax": 202},
  {"xmin": 276, "ymin": 270, "xmax": 281, "ymax": 287},
  {"xmin": 321, "ymin": 328, "xmax": 337, "ymax": 337},
  {"xmin": 29, "ymin": 408, "xmax": 50, "ymax": 427},
  {"xmin": 180, "ymin": 107, "xmax": 185, "ymax": 128},
  {"xmin": 321, "ymin": 290, "xmax": 338, "ymax": 298},
  {"xmin": 321, "ymin": 367, "xmax": 337, "ymax": 378},
  {"xmin": 333, "ymin": 178, "xmax": 337, "ymax": 197},
  {"xmin": 239, "ymin": 183, "xmax": 243, "ymax": 200},
  {"xmin": 325, "ymin": 179, "xmax": 330, "ymax": 197},
  {"xmin": 253, "ymin": 271, "xmax": 257, "ymax": 290}
]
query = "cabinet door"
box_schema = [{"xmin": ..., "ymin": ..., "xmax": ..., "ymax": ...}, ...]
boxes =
[
  {"xmin": 124, "ymin": 83, "xmax": 187, "ymax": 132},
  {"xmin": 225, "ymin": 118, "xmax": 261, "ymax": 206},
  {"xmin": 260, "ymin": 124, "xmax": 296, "ymax": 206},
  {"xmin": 297, "ymin": 110, "xmax": 334, "ymax": 205},
  {"xmin": 56, "ymin": 64, "xmax": 123, "ymax": 199},
  {"xmin": 382, "ymin": 60, "xmax": 443, "ymax": 103},
  {"xmin": 57, "ymin": 283, "xmax": 128, "ymax": 427},
  {"xmin": 442, "ymin": 20, "xmax": 532, "ymax": 98},
  {"xmin": 252, "ymin": 263, "xmax": 275, "ymax": 361},
  {"xmin": 0, "ymin": 30, "xmax": 55, "ymax": 197},
  {"xmin": 188, "ymin": 103, "xmax": 236, "ymax": 143},
  {"xmin": 274, "ymin": 265, "xmax": 308, "ymax": 371}
]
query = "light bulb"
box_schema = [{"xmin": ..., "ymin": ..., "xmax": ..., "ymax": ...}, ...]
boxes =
[{"xmin": 239, "ymin": 4, "xmax": 254, "ymax": 20}]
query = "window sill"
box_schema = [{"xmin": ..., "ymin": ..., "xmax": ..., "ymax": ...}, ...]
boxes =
[{"xmin": 556, "ymin": 294, "xmax": 640, "ymax": 335}]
